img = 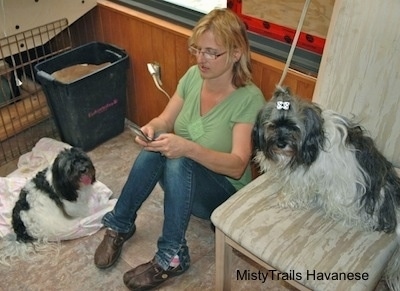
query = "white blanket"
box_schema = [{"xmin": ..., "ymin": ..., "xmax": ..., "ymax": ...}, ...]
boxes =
[{"xmin": 0, "ymin": 138, "xmax": 116, "ymax": 241}]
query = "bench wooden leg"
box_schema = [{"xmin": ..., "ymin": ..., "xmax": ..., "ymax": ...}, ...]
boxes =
[{"xmin": 215, "ymin": 227, "xmax": 233, "ymax": 291}]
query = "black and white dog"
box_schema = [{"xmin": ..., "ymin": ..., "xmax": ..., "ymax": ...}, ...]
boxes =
[
  {"xmin": 11, "ymin": 147, "xmax": 96, "ymax": 242},
  {"xmin": 252, "ymin": 87, "xmax": 400, "ymax": 234}
]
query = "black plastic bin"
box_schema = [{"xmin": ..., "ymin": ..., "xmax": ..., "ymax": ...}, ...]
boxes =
[{"xmin": 35, "ymin": 42, "xmax": 129, "ymax": 150}]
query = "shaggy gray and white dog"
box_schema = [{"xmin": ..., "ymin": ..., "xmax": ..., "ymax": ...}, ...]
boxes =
[
  {"xmin": 253, "ymin": 86, "xmax": 400, "ymax": 289},
  {"xmin": 12, "ymin": 147, "xmax": 96, "ymax": 242},
  {"xmin": 252, "ymin": 87, "xmax": 400, "ymax": 233}
]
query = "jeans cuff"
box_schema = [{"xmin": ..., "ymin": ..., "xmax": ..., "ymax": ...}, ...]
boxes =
[
  {"xmin": 101, "ymin": 211, "xmax": 133, "ymax": 234},
  {"xmin": 155, "ymin": 247, "xmax": 191, "ymax": 271}
]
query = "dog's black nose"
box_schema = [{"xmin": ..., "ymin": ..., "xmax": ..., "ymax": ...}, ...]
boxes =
[
  {"xmin": 79, "ymin": 167, "xmax": 88, "ymax": 174},
  {"xmin": 277, "ymin": 141, "xmax": 287, "ymax": 148}
]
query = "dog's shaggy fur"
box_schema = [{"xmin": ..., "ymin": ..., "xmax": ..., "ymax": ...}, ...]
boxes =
[
  {"xmin": 252, "ymin": 87, "xmax": 400, "ymax": 290},
  {"xmin": 0, "ymin": 147, "xmax": 96, "ymax": 265},
  {"xmin": 253, "ymin": 87, "xmax": 400, "ymax": 232},
  {"xmin": 11, "ymin": 147, "xmax": 96, "ymax": 242}
]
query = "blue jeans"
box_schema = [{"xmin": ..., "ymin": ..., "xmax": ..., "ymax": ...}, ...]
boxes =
[{"xmin": 101, "ymin": 150, "xmax": 236, "ymax": 270}]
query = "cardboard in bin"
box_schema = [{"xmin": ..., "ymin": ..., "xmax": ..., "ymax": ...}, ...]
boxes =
[{"xmin": 35, "ymin": 42, "xmax": 129, "ymax": 151}]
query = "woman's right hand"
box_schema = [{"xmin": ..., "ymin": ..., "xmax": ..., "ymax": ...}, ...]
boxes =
[
  {"xmin": 134, "ymin": 91, "xmax": 183, "ymax": 146},
  {"xmin": 134, "ymin": 125, "xmax": 156, "ymax": 146}
]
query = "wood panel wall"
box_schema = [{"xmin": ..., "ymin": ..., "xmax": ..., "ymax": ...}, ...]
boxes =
[{"xmin": 69, "ymin": 0, "xmax": 316, "ymax": 126}]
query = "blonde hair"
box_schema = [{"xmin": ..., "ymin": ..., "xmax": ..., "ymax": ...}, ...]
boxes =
[{"xmin": 189, "ymin": 8, "xmax": 252, "ymax": 88}]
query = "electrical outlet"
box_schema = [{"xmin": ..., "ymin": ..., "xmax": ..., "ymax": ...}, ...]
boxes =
[
  {"xmin": 146, "ymin": 62, "xmax": 171, "ymax": 99},
  {"xmin": 147, "ymin": 63, "xmax": 156, "ymax": 75},
  {"xmin": 147, "ymin": 62, "xmax": 162, "ymax": 85},
  {"xmin": 152, "ymin": 63, "xmax": 162, "ymax": 85},
  {"xmin": 151, "ymin": 63, "xmax": 159, "ymax": 76}
]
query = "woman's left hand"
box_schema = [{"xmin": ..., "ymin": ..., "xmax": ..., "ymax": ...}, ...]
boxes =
[{"xmin": 144, "ymin": 133, "xmax": 189, "ymax": 159}]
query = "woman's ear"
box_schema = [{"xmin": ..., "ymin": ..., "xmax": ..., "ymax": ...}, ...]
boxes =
[{"xmin": 233, "ymin": 48, "xmax": 242, "ymax": 62}]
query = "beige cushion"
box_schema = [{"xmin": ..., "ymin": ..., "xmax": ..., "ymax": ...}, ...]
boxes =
[{"xmin": 211, "ymin": 175, "xmax": 398, "ymax": 291}]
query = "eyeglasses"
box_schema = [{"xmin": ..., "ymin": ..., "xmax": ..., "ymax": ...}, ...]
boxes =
[{"xmin": 188, "ymin": 46, "xmax": 227, "ymax": 60}]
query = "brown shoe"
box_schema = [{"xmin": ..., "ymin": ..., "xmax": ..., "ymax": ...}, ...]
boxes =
[
  {"xmin": 94, "ymin": 227, "xmax": 135, "ymax": 269},
  {"xmin": 123, "ymin": 258, "xmax": 186, "ymax": 290}
]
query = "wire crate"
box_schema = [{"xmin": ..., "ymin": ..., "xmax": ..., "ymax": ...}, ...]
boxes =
[{"xmin": 0, "ymin": 18, "xmax": 71, "ymax": 167}]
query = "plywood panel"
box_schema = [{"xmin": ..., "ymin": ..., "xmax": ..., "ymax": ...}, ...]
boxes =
[{"xmin": 242, "ymin": 0, "xmax": 335, "ymax": 38}]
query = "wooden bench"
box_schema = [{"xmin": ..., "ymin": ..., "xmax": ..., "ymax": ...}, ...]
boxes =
[{"xmin": 211, "ymin": 175, "xmax": 398, "ymax": 291}]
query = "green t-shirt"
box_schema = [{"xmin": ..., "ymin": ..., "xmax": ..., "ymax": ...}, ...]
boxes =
[{"xmin": 174, "ymin": 65, "xmax": 265, "ymax": 190}]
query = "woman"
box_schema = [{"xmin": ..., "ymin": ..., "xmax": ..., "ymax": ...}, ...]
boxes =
[{"xmin": 94, "ymin": 8, "xmax": 265, "ymax": 290}]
